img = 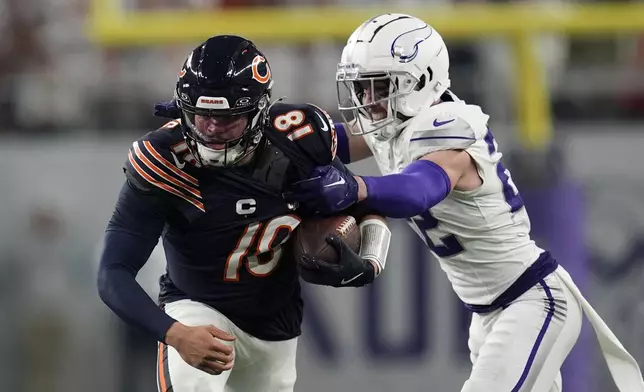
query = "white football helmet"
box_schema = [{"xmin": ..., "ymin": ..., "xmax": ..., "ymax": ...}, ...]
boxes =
[{"xmin": 336, "ymin": 14, "xmax": 451, "ymax": 141}]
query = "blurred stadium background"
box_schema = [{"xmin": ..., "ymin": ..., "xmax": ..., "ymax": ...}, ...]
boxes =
[{"xmin": 2, "ymin": 0, "xmax": 644, "ymax": 391}]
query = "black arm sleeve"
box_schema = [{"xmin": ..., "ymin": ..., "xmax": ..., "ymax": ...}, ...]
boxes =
[{"xmin": 97, "ymin": 180, "xmax": 176, "ymax": 343}]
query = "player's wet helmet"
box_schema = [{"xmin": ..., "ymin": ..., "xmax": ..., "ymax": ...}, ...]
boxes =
[{"xmin": 175, "ymin": 35, "xmax": 273, "ymax": 167}]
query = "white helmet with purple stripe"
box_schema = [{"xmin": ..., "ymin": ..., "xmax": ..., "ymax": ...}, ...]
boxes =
[{"xmin": 336, "ymin": 13, "xmax": 451, "ymax": 141}]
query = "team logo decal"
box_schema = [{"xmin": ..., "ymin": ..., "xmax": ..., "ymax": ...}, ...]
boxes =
[{"xmin": 251, "ymin": 55, "xmax": 271, "ymax": 84}]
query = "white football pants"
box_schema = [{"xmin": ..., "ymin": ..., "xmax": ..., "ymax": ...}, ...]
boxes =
[
  {"xmin": 463, "ymin": 268, "xmax": 582, "ymax": 392},
  {"xmin": 157, "ymin": 299, "xmax": 298, "ymax": 392},
  {"xmin": 463, "ymin": 265, "xmax": 644, "ymax": 392}
]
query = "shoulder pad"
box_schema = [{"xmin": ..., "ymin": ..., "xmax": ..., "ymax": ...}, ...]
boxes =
[
  {"xmin": 124, "ymin": 124, "xmax": 205, "ymax": 212},
  {"xmin": 405, "ymin": 102, "xmax": 490, "ymax": 160},
  {"xmin": 266, "ymin": 102, "xmax": 337, "ymax": 168}
]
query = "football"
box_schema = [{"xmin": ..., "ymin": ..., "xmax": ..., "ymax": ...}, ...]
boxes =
[{"xmin": 293, "ymin": 215, "xmax": 361, "ymax": 265}]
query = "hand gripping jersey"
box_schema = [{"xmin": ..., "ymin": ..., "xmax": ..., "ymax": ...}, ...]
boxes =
[
  {"xmin": 364, "ymin": 92, "xmax": 544, "ymax": 305},
  {"xmin": 120, "ymin": 102, "xmax": 338, "ymax": 340}
]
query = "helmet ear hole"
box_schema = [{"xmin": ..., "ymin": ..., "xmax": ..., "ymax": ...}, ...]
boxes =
[{"xmin": 415, "ymin": 74, "xmax": 426, "ymax": 91}]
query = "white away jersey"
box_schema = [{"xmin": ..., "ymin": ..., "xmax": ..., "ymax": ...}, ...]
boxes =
[{"xmin": 364, "ymin": 94, "xmax": 544, "ymax": 305}]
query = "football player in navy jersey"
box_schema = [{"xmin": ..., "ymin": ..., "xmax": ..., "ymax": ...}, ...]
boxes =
[{"xmin": 96, "ymin": 35, "xmax": 392, "ymax": 392}]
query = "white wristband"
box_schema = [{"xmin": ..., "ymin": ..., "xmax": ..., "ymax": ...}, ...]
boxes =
[{"xmin": 358, "ymin": 219, "xmax": 391, "ymax": 276}]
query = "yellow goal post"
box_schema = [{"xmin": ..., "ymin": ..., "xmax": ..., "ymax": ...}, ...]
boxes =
[{"xmin": 86, "ymin": 2, "xmax": 644, "ymax": 151}]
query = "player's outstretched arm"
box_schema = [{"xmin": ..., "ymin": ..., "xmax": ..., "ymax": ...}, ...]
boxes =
[
  {"xmin": 284, "ymin": 149, "xmax": 475, "ymax": 219},
  {"xmin": 355, "ymin": 150, "xmax": 476, "ymax": 218},
  {"xmin": 97, "ymin": 181, "xmax": 176, "ymax": 342}
]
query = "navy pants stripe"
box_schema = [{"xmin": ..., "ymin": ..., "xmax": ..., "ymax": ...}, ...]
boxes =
[{"xmin": 511, "ymin": 279, "xmax": 556, "ymax": 392}]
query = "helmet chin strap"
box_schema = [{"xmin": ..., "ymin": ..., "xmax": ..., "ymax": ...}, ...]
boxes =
[
  {"xmin": 373, "ymin": 117, "xmax": 406, "ymax": 141},
  {"xmin": 267, "ymin": 96, "xmax": 287, "ymax": 109},
  {"xmin": 196, "ymin": 142, "xmax": 246, "ymax": 167}
]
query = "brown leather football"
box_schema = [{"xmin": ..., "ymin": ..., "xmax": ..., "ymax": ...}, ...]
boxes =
[{"xmin": 293, "ymin": 215, "xmax": 360, "ymax": 264}]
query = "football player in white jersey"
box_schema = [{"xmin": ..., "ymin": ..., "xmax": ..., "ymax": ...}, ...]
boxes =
[{"xmin": 284, "ymin": 13, "xmax": 644, "ymax": 392}]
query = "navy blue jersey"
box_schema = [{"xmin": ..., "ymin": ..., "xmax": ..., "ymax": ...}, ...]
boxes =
[{"xmin": 99, "ymin": 102, "xmax": 341, "ymax": 342}]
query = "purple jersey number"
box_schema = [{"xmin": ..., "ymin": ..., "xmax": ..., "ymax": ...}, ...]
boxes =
[
  {"xmin": 484, "ymin": 129, "xmax": 525, "ymax": 213},
  {"xmin": 409, "ymin": 211, "xmax": 464, "ymax": 258},
  {"xmin": 409, "ymin": 128, "xmax": 523, "ymax": 258}
]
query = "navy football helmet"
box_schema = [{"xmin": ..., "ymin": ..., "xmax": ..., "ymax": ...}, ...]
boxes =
[{"xmin": 175, "ymin": 35, "xmax": 273, "ymax": 167}]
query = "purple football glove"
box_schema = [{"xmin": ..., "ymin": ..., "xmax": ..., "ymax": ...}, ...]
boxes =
[{"xmin": 283, "ymin": 165, "xmax": 359, "ymax": 215}]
